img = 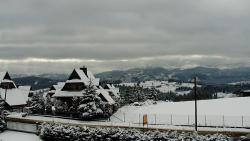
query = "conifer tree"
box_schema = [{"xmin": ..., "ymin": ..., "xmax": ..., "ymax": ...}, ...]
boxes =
[{"xmin": 77, "ymin": 80, "xmax": 104, "ymax": 119}]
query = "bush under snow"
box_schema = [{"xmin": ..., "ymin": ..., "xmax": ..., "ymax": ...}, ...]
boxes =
[{"xmin": 39, "ymin": 123, "xmax": 233, "ymax": 141}]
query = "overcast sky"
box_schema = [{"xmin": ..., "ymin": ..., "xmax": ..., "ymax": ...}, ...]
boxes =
[{"xmin": 0, "ymin": 0, "xmax": 250, "ymax": 74}]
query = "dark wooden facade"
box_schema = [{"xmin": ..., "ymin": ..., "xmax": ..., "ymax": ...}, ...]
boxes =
[
  {"xmin": 239, "ymin": 91, "xmax": 250, "ymax": 97},
  {"xmin": 0, "ymin": 72, "xmax": 16, "ymax": 89},
  {"xmin": 62, "ymin": 82, "xmax": 86, "ymax": 91}
]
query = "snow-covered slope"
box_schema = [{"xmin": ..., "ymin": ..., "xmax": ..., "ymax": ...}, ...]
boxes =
[
  {"xmin": 114, "ymin": 97, "xmax": 250, "ymax": 116},
  {"xmin": 119, "ymin": 80, "xmax": 197, "ymax": 94},
  {"xmin": 111, "ymin": 97, "xmax": 250, "ymax": 127}
]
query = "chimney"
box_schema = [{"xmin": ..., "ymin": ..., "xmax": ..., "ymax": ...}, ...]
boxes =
[{"xmin": 80, "ymin": 66, "xmax": 88, "ymax": 76}]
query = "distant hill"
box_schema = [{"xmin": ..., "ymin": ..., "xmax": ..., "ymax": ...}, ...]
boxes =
[
  {"xmin": 96, "ymin": 67, "xmax": 171, "ymax": 83},
  {"xmin": 36, "ymin": 74, "xmax": 68, "ymax": 81},
  {"xmin": 11, "ymin": 67, "xmax": 250, "ymax": 90},
  {"xmin": 12, "ymin": 75, "xmax": 67, "ymax": 90},
  {"xmin": 96, "ymin": 67, "xmax": 250, "ymax": 84}
]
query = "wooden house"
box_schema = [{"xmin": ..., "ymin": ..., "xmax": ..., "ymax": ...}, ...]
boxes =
[
  {"xmin": 0, "ymin": 72, "xmax": 31, "ymax": 112},
  {"xmin": 52, "ymin": 67, "xmax": 115, "ymax": 105}
]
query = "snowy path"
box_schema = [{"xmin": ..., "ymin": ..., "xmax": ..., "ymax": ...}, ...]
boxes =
[
  {"xmin": 0, "ymin": 131, "xmax": 41, "ymax": 141},
  {"xmin": 7, "ymin": 112, "xmax": 250, "ymax": 134}
]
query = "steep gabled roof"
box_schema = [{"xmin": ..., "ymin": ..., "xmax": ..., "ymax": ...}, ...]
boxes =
[
  {"xmin": 96, "ymin": 87, "xmax": 115, "ymax": 104},
  {"xmin": 47, "ymin": 82, "xmax": 65, "ymax": 97},
  {"xmin": 54, "ymin": 67, "xmax": 110, "ymax": 102},
  {"xmin": 105, "ymin": 84, "xmax": 112, "ymax": 89},
  {"xmin": 0, "ymin": 88, "xmax": 29, "ymax": 106},
  {"xmin": 68, "ymin": 69, "xmax": 81, "ymax": 80},
  {"xmin": 52, "ymin": 90, "xmax": 86, "ymax": 97},
  {"xmin": 18, "ymin": 86, "xmax": 31, "ymax": 91},
  {"xmin": 104, "ymin": 84, "xmax": 120, "ymax": 98},
  {"xmin": 53, "ymin": 82, "xmax": 65, "ymax": 91},
  {"xmin": 0, "ymin": 72, "xmax": 17, "ymax": 88},
  {"xmin": 0, "ymin": 72, "xmax": 30, "ymax": 106},
  {"xmin": 66, "ymin": 69, "xmax": 99, "ymax": 86},
  {"xmin": 73, "ymin": 69, "xmax": 90, "ymax": 85},
  {"xmin": 86, "ymin": 70, "xmax": 99, "ymax": 85},
  {"xmin": 0, "ymin": 72, "xmax": 11, "ymax": 82}
]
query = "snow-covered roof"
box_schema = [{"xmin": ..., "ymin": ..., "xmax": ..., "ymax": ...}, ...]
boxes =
[
  {"xmin": 65, "ymin": 79, "xmax": 86, "ymax": 83},
  {"xmin": 66, "ymin": 69, "xmax": 99, "ymax": 86},
  {"xmin": 73, "ymin": 69, "xmax": 90, "ymax": 84},
  {"xmin": 1, "ymin": 79, "xmax": 15, "ymax": 83},
  {"xmin": 52, "ymin": 90, "xmax": 86, "ymax": 97},
  {"xmin": 48, "ymin": 90, "xmax": 56, "ymax": 94},
  {"xmin": 53, "ymin": 67, "xmax": 115, "ymax": 104},
  {"xmin": 105, "ymin": 84, "xmax": 112, "ymax": 89},
  {"xmin": 53, "ymin": 87, "xmax": 115, "ymax": 104},
  {"xmin": 0, "ymin": 72, "xmax": 17, "ymax": 89},
  {"xmin": 96, "ymin": 88, "xmax": 115, "ymax": 104},
  {"xmin": 86, "ymin": 70, "xmax": 100, "ymax": 85},
  {"xmin": 0, "ymin": 88, "xmax": 29, "ymax": 106},
  {"xmin": 47, "ymin": 82, "xmax": 65, "ymax": 97},
  {"xmin": 110, "ymin": 90, "xmax": 120, "ymax": 98},
  {"xmin": 54, "ymin": 82, "xmax": 65, "ymax": 90},
  {"xmin": 18, "ymin": 86, "xmax": 31, "ymax": 91},
  {"xmin": 104, "ymin": 84, "xmax": 120, "ymax": 98},
  {"xmin": 50, "ymin": 82, "xmax": 65, "ymax": 91}
]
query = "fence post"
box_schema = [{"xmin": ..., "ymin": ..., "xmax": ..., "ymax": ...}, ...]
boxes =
[
  {"xmin": 205, "ymin": 115, "xmax": 207, "ymax": 126},
  {"xmin": 242, "ymin": 116, "xmax": 244, "ymax": 127},
  {"xmin": 155, "ymin": 114, "xmax": 157, "ymax": 125},
  {"xmin": 123, "ymin": 113, "xmax": 126, "ymax": 122},
  {"xmin": 170, "ymin": 114, "xmax": 173, "ymax": 125},
  {"xmin": 139, "ymin": 114, "xmax": 141, "ymax": 125},
  {"xmin": 222, "ymin": 115, "xmax": 225, "ymax": 127}
]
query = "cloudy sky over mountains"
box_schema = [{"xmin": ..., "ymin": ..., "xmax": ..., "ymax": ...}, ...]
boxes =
[{"xmin": 0, "ymin": 0, "xmax": 250, "ymax": 74}]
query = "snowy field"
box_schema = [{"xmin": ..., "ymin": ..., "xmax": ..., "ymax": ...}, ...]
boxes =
[
  {"xmin": 111, "ymin": 97, "xmax": 250, "ymax": 128},
  {"xmin": 119, "ymin": 80, "xmax": 199, "ymax": 94},
  {"xmin": 0, "ymin": 131, "xmax": 41, "ymax": 141}
]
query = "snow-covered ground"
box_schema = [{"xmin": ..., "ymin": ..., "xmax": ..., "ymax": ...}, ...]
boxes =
[
  {"xmin": 111, "ymin": 97, "xmax": 250, "ymax": 128},
  {"xmin": 217, "ymin": 92, "xmax": 237, "ymax": 98},
  {"xmin": 0, "ymin": 131, "xmax": 41, "ymax": 141},
  {"xmin": 228, "ymin": 81, "xmax": 250, "ymax": 85},
  {"xmin": 119, "ymin": 80, "xmax": 198, "ymax": 94},
  {"xmin": 176, "ymin": 90, "xmax": 191, "ymax": 96},
  {"xmin": 5, "ymin": 97, "xmax": 250, "ymax": 134}
]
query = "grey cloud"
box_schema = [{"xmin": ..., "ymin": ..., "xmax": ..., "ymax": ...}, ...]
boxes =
[
  {"xmin": 1, "ymin": 55, "xmax": 250, "ymax": 74},
  {"xmin": 0, "ymin": 0, "xmax": 250, "ymax": 73}
]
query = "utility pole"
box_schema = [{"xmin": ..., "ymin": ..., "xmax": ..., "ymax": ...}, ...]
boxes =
[{"xmin": 194, "ymin": 77, "xmax": 198, "ymax": 131}]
